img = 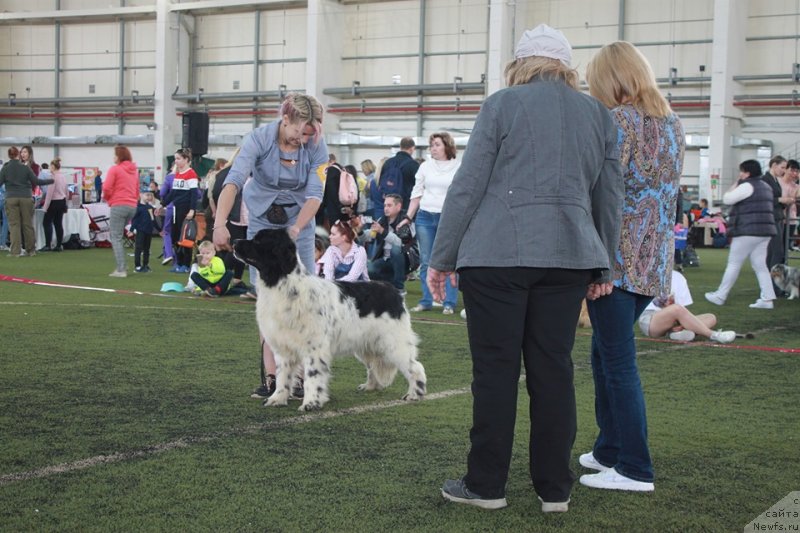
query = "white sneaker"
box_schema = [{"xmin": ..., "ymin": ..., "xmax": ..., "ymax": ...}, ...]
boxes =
[
  {"xmin": 538, "ymin": 496, "xmax": 569, "ymax": 513},
  {"xmin": 749, "ymin": 299, "xmax": 774, "ymax": 309},
  {"xmin": 578, "ymin": 452, "xmax": 611, "ymax": 472},
  {"xmin": 410, "ymin": 305, "xmax": 431, "ymax": 312},
  {"xmin": 709, "ymin": 330, "xmax": 736, "ymax": 343},
  {"xmin": 442, "ymin": 306, "xmax": 454, "ymax": 315},
  {"xmin": 579, "ymin": 468, "xmax": 654, "ymax": 492},
  {"xmin": 704, "ymin": 291, "xmax": 725, "ymax": 306},
  {"xmin": 109, "ymin": 270, "xmax": 127, "ymax": 278},
  {"xmin": 668, "ymin": 330, "xmax": 696, "ymax": 342},
  {"xmin": 161, "ymin": 256, "xmax": 173, "ymax": 265},
  {"xmin": 460, "ymin": 309, "xmax": 467, "ymax": 319}
]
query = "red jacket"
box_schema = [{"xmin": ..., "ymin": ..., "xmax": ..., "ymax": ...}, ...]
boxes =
[{"xmin": 103, "ymin": 160, "xmax": 139, "ymax": 207}]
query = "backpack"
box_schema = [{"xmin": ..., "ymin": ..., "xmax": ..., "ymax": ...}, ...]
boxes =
[
  {"xmin": 376, "ymin": 158, "xmax": 406, "ymax": 200},
  {"xmin": 333, "ymin": 164, "xmax": 358, "ymax": 208},
  {"xmin": 178, "ymin": 218, "xmax": 198, "ymax": 248}
]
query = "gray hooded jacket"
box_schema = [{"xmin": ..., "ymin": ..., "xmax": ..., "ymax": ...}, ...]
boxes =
[{"xmin": 429, "ymin": 78, "xmax": 623, "ymax": 282}]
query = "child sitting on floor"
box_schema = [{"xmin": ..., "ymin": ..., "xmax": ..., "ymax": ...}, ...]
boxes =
[
  {"xmin": 638, "ymin": 270, "xmax": 736, "ymax": 343},
  {"xmin": 191, "ymin": 240, "xmax": 233, "ymax": 298}
]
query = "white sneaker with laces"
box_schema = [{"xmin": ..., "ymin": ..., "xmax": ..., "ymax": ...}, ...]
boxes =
[
  {"xmin": 668, "ymin": 330, "xmax": 696, "ymax": 342},
  {"xmin": 709, "ymin": 330, "xmax": 736, "ymax": 343},
  {"xmin": 704, "ymin": 291, "xmax": 725, "ymax": 306},
  {"xmin": 749, "ymin": 299, "xmax": 774, "ymax": 309},
  {"xmin": 579, "ymin": 468, "xmax": 654, "ymax": 492},
  {"xmin": 578, "ymin": 452, "xmax": 611, "ymax": 472}
]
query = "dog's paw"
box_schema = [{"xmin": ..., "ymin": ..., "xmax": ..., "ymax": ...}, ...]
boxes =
[
  {"xmin": 264, "ymin": 394, "xmax": 289, "ymax": 407},
  {"xmin": 299, "ymin": 401, "xmax": 322, "ymax": 412},
  {"xmin": 402, "ymin": 392, "xmax": 423, "ymax": 402}
]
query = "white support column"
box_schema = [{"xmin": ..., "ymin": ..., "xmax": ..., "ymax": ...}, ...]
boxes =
[
  {"xmin": 706, "ymin": 0, "xmax": 748, "ymax": 206},
  {"xmin": 153, "ymin": 0, "xmax": 188, "ymax": 181},
  {"xmin": 306, "ymin": 0, "xmax": 343, "ymax": 133},
  {"xmin": 486, "ymin": 0, "xmax": 515, "ymax": 96}
]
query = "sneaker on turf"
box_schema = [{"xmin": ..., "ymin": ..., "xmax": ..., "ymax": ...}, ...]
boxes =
[
  {"xmin": 748, "ymin": 299, "xmax": 774, "ymax": 309},
  {"xmin": 704, "ymin": 291, "xmax": 725, "ymax": 306},
  {"xmin": 161, "ymin": 256, "xmax": 173, "ymax": 265},
  {"xmin": 250, "ymin": 375, "xmax": 276, "ymax": 399},
  {"xmin": 709, "ymin": 330, "xmax": 736, "ymax": 343},
  {"xmin": 410, "ymin": 305, "xmax": 431, "ymax": 312},
  {"xmin": 668, "ymin": 330, "xmax": 696, "ymax": 342},
  {"xmin": 109, "ymin": 270, "xmax": 127, "ymax": 278},
  {"xmin": 441, "ymin": 478, "xmax": 507, "ymax": 510},
  {"xmin": 579, "ymin": 468, "xmax": 654, "ymax": 492},
  {"xmin": 442, "ymin": 306, "xmax": 455, "ymax": 315},
  {"xmin": 578, "ymin": 451, "xmax": 611, "ymax": 472},
  {"xmin": 538, "ymin": 496, "xmax": 569, "ymax": 513}
]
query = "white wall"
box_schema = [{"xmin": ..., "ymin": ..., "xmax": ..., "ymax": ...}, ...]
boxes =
[{"xmin": 3, "ymin": 0, "xmax": 800, "ymax": 186}]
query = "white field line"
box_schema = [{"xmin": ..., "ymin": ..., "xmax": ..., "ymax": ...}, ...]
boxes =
[
  {"xmin": 0, "ymin": 301, "xmax": 253, "ymax": 313},
  {"xmin": 0, "ymin": 387, "xmax": 470, "ymax": 487}
]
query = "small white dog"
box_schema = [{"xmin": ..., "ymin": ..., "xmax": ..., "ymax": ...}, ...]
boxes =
[{"xmin": 234, "ymin": 229, "xmax": 427, "ymax": 411}]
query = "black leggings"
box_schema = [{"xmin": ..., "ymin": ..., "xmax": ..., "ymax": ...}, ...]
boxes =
[
  {"xmin": 43, "ymin": 199, "xmax": 66, "ymax": 248},
  {"xmin": 171, "ymin": 204, "xmax": 193, "ymax": 267}
]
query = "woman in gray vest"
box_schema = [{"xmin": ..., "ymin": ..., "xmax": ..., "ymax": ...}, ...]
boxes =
[{"xmin": 705, "ymin": 160, "xmax": 777, "ymax": 309}]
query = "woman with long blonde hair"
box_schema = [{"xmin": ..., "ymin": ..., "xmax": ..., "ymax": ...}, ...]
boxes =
[{"xmin": 579, "ymin": 41, "xmax": 685, "ymax": 493}]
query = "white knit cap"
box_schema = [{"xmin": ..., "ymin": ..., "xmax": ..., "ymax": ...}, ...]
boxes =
[{"xmin": 514, "ymin": 24, "xmax": 572, "ymax": 67}]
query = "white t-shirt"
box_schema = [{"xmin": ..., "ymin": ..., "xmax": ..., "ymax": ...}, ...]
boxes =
[
  {"xmin": 646, "ymin": 270, "xmax": 693, "ymax": 311},
  {"xmin": 410, "ymin": 158, "xmax": 461, "ymax": 214}
]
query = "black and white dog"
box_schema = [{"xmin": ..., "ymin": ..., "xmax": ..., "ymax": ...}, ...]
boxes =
[{"xmin": 234, "ymin": 229, "xmax": 427, "ymax": 411}]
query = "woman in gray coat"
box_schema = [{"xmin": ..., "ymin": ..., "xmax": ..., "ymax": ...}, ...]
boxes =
[{"xmin": 430, "ymin": 25, "xmax": 623, "ymax": 512}]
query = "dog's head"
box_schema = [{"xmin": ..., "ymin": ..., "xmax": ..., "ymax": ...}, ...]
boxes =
[
  {"xmin": 233, "ymin": 229, "xmax": 298, "ymax": 287},
  {"xmin": 770, "ymin": 264, "xmax": 788, "ymax": 284}
]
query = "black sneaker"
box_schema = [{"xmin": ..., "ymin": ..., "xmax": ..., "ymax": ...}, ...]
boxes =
[
  {"xmin": 290, "ymin": 378, "xmax": 305, "ymax": 400},
  {"xmin": 251, "ymin": 375, "xmax": 276, "ymax": 399},
  {"xmin": 441, "ymin": 478, "xmax": 507, "ymax": 510}
]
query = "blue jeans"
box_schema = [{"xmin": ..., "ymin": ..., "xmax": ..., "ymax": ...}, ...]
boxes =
[
  {"xmin": 416, "ymin": 209, "xmax": 458, "ymax": 308},
  {"xmin": 367, "ymin": 244, "xmax": 405, "ymax": 290},
  {"xmin": 586, "ymin": 287, "xmax": 654, "ymax": 482}
]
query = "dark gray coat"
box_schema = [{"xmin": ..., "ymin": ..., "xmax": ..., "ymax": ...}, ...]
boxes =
[{"xmin": 429, "ymin": 78, "xmax": 623, "ymax": 282}]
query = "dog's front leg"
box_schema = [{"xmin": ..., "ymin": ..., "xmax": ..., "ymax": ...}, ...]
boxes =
[
  {"xmin": 264, "ymin": 353, "xmax": 293, "ymax": 407},
  {"xmin": 299, "ymin": 354, "xmax": 331, "ymax": 412}
]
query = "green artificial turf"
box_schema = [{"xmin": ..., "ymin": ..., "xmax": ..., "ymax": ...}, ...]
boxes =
[{"xmin": 0, "ymin": 244, "xmax": 798, "ymax": 531}]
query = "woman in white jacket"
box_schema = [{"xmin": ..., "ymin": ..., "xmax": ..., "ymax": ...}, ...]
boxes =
[{"xmin": 402, "ymin": 132, "xmax": 460, "ymax": 314}]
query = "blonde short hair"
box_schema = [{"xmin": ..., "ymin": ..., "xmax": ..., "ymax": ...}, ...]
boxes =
[
  {"xmin": 279, "ymin": 92, "xmax": 324, "ymax": 140},
  {"xmin": 586, "ymin": 41, "xmax": 671, "ymax": 118},
  {"xmin": 198, "ymin": 240, "xmax": 216, "ymax": 253},
  {"xmin": 504, "ymin": 56, "xmax": 579, "ymax": 90}
]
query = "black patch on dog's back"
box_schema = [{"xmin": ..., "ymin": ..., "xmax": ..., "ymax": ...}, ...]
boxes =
[{"xmin": 334, "ymin": 281, "xmax": 405, "ymax": 319}]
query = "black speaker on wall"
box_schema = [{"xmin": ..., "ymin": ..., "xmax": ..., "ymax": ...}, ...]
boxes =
[{"xmin": 182, "ymin": 112, "xmax": 209, "ymax": 156}]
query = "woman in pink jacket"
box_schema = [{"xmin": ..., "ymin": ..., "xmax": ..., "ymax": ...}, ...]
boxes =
[{"xmin": 103, "ymin": 145, "xmax": 139, "ymax": 277}]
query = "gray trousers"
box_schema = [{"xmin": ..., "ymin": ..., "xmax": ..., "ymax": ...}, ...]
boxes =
[{"xmin": 109, "ymin": 205, "xmax": 136, "ymax": 272}]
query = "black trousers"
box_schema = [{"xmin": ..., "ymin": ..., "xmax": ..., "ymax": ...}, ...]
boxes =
[
  {"xmin": 191, "ymin": 270, "xmax": 233, "ymax": 295},
  {"xmin": 460, "ymin": 266, "xmax": 591, "ymax": 502},
  {"xmin": 171, "ymin": 204, "xmax": 193, "ymax": 267},
  {"xmin": 135, "ymin": 232, "xmax": 152, "ymax": 268},
  {"xmin": 43, "ymin": 199, "xmax": 66, "ymax": 248}
]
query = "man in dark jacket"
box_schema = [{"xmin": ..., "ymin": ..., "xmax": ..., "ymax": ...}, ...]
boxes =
[
  {"xmin": 366, "ymin": 193, "xmax": 413, "ymax": 293},
  {"xmin": 384, "ymin": 137, "xmax": 420, "ymax": 209},
  {"xmin": 762, "ymin": 155, "xmax": 787, "ymax": 267}
]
